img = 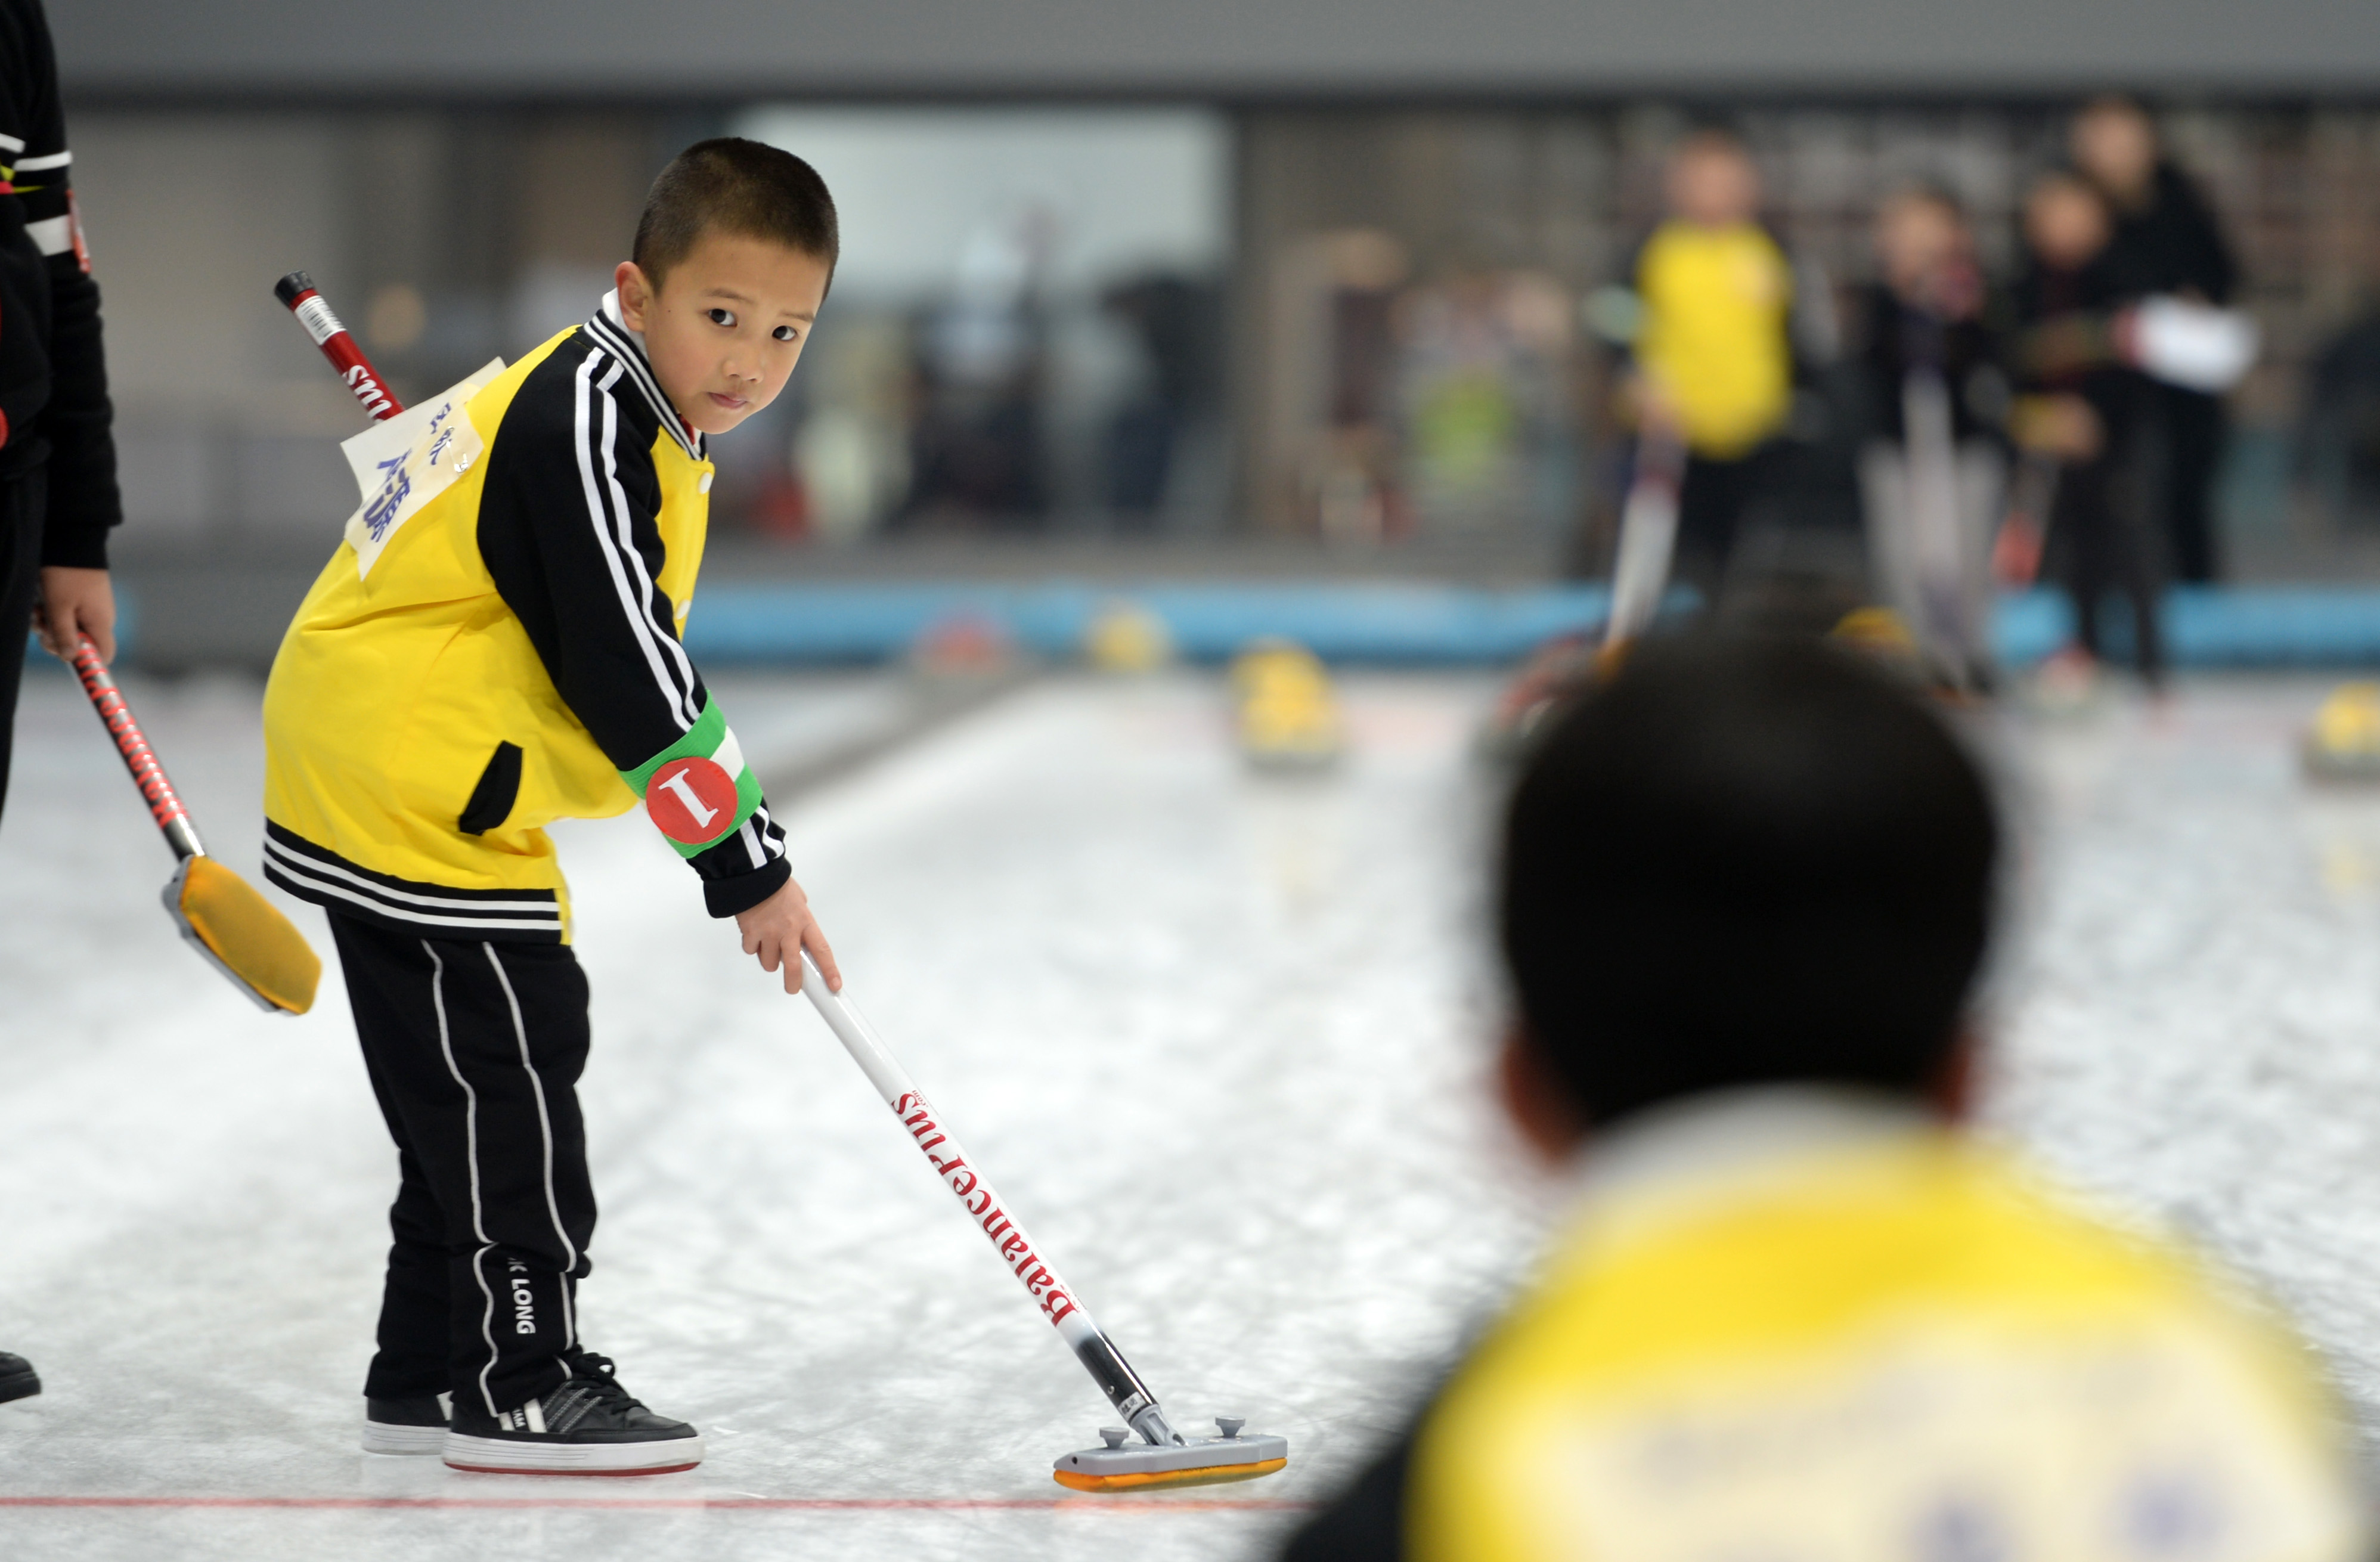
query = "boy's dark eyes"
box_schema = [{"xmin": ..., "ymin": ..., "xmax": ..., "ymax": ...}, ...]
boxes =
[{"xmin": 704, "ymin": 308, "xmax": 798, "ymax": 343}]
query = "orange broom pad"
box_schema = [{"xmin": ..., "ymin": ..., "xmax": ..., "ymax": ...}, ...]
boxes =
[{"xmin": 1053, "ymin": 1457, "xmax": 1288, "ymax": 1493}]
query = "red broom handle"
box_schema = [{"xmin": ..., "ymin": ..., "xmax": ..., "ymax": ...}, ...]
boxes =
[
  {"xmin": 71, "ymin": 637, "xmax": 205, "ymax": 862},
  {"xmin": 274, "ymin": 272, "xmax": 406, "ymax": 423}
]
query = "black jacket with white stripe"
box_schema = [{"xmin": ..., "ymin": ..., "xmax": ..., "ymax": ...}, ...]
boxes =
[{"xmin": 0, "ymin": 0, "xmax": 119, "ymax": 565}]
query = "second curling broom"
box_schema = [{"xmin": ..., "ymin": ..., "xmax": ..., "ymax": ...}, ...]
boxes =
[{"xmin": 277, "ymin": 268, "xmax": 1286, "ymax": 1492}]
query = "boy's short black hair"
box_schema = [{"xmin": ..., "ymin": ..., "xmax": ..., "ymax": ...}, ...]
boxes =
[
  {"xmin": 1498, "ymin": 635, "xmax": 1998, "ymax": 1127},
  {"xmin": 633, "ymin": 137, "xmax": 839, "ymax": 291}
]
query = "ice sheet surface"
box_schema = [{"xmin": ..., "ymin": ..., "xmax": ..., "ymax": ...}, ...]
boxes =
[
  {"xmin": 1982, "ymin": 678, "xmax": 2380, "ymax": 1459},
  {"xmin": 8, "ymin": 669, "xmax": 2380, "ymax": 1558},
  {"xmin": 0, "ymin": 670, "xmax": 1532, "ymax": 1560}
]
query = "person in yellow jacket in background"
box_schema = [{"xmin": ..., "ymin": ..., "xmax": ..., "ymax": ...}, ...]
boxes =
[
  {"xmin": 261, "ymin": 138, "xmax": 840, "ymax": 1477},
  {"xmin": 1282, "ymin": 635, "xmax": 2364, "ymax": 1562},
  {"xmin": 1628, "ymin": 129, "xmax": 1796, "ymax": 602}
]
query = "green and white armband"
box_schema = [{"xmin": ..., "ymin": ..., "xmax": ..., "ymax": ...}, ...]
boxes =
[{"xmin": 620, "ymin": 697, "xmax": 764, "ymax": 857}]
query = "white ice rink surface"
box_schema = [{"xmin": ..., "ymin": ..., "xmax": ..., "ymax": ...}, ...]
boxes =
[
  {"xmin": 0, "ymin": 668, "xmax": 1530, "ymax": 1561},
  {"xmin": 7, "ymin": 667, "xmax": 2380, "ymax": 1559}
]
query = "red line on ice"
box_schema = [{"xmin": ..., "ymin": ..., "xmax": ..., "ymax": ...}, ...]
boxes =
[{"xmin": 0, "ymin": 1494, "xmax": 1312, "ymax": 1513}]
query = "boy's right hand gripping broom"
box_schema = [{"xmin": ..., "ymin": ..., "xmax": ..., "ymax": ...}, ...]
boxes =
[
  {"xmin": 70, "ymin": 640, "xmax": 319, "ymax": 1014},
  {"xmin": 798, "ymin": 953, "xmax": 1288, "ymax": 1491}
]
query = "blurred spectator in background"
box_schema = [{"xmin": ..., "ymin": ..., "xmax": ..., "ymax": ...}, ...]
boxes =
[
  {"xmin": 1395, "ymin": 268, "xmax": 1575, "ymax": 539},
  {"xmin": 2010, "ymin": 168, "xmax": 2167, "ymax": 690},
  {"xmin": 1623, "ymin": 128, "xmax": 1795, "ymax": 599},
  {"xmin": 1281, "ymin": 636, "xmax": 2366, "ymax": 1562},
  {"xmin": 2299, "ymin": 241, "xmax": 2380, "ymax": 529},
  {"xmin": 2073, "ymin": 96, "xmax": 2239, "ymax": 584},
  {"xmin": 1099, "ymin": 273, "xmax": 1219, "ymax": 529},
  {"xmin": 1293, "ymin": 230, "xmax": 1411, "ymax": 544},
  {"xmin": 2, "ymin": 0, "xmax": 126, "ymax": 1415},
  {"xmin": 897, "ymin": 212, "xmax": 1050, "ymax": 529},
  {"xmin": 1850, "ymin": 187, "xmax": 2009, "ymax": 688}
]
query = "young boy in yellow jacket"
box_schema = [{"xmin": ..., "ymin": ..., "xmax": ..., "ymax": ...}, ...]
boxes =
[
  {"xmin": 1627, "ymin": 129, "xmax": 1795, "ymax": 600},
  {"xmin": 1284, "ymin": 636, "xmax": 2363, "ymax": 1561},
  {"xmin": 262, "ymin": 139, "xmax": 841, "ymax": 1475}
]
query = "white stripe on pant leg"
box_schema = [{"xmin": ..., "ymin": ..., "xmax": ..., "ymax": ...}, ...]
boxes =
[
  {"xmin": 484, "ymin": 943, "xmax": 579, "ymax": 1350},
  {"xmin": 426, "ymin": 941, "xmax": 503, "ymax": 1417}
]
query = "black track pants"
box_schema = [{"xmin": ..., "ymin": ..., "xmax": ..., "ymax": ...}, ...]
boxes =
[
  {"xmin": 2162, "ymin": 386, "xmax": 2225, "ymax": 585},
  {"xmin": 330, "ymin": 913, "xmax": 596, "ymax": 1415},
  {"xmin": 1674, "ymin": 444, "xmax": 1778, "ymax": 605}
]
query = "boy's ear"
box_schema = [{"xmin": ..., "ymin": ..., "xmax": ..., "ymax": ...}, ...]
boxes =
[
  {"xmin": 1499, "ymin": 1021, "xmax": 1589, "ymax": 1166},
  {"xmin": 615, "ymin": 261, "xmax": 655, "ymax": 333}
]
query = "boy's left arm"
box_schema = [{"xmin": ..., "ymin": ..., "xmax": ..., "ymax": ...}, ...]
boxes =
[{"xmin": 477, "ymin": 374, "xmax": 833, "ymax": 988}]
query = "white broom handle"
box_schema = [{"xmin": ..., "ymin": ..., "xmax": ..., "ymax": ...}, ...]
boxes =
[{"xmin": 797, "ymin": 953, "xmax": 1184, "ymax": 1445}]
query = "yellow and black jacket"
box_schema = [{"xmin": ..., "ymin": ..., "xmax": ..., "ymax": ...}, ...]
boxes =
[
  {"xmin": 1283, "ymin": 1090, "xmax": 2362, "ymax": 1562},
  {"xmin": 261, "ymin": 293, "xmax": 789, "ymax": 943}
]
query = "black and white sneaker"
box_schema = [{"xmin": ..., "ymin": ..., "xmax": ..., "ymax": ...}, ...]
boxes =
[
  {"xmin": 0, "ymin": 1353, "xmax": 40, "ymax": 1405},
  {"xmin": 444, "ymin": 1353, "xmax": 702, "ymax": 1476},
  {"xmin": 362, "ymin": 1393, "xmax": 449, "ymax": 1455}
]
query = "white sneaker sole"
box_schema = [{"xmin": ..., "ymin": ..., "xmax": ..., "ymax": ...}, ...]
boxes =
[
  {"xmin": 361, "ymin": 1421, "xmax": 448, "ymax": 1456},
  {"xmin": 442, "ymin": 1430, "xmax": 704, "ymax": 1476}
]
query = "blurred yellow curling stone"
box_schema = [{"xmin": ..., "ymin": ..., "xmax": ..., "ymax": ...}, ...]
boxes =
[
  {"xmin": 1230, "ymin": 637, "xmax": 1343, "ymax": 770},
  {"xmin": 2304, "ymin": 681, "xmax": 2380, "ymax": 782},
  {"xmin": 1829, "ymin": 605, "xmax": 1923, "ymax": 675},
  {"xmin": 1084, "ymin": 600, "xmax": 1174, "ymax": 673}
]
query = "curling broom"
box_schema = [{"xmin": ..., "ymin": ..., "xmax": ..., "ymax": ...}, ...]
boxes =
[
  {"xmin": 1603, "ymin": 427, "xmax": 1685, "ymax": 655},
  {"xmin": 70, "ymin": 640, "xmax": 319, "ymax": 1014},
  {"xmin": 798, "ymin": 953, "xmax": 1288, "ymax": 1491}
]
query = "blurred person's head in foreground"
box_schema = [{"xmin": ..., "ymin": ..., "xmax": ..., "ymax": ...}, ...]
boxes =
[
  {"xmin": 616, "ymin": 136, "xmax": 839, "ymax": 439},
  {"xmin": 1282, "ymin": 630, "xmax": 2364, "ymax": 1562},
  {"xmin": 1875, "ymin": 184, "xmax": 1984, "ymax": 318},
  {"xmin": 1496, "ymin": 634, "xmax": 1994, "ymax": 1151},
  {"xmin": 1664, "ymin": 128, "xmax": 1762, "ymax": 230},
  {"xmin": 2071, "ymin": 95, "xmax": 2161, "ymax": 209},
  {"xmin": 2023, "ymin": 166, "xmax": 2113, "ymax": 273}
]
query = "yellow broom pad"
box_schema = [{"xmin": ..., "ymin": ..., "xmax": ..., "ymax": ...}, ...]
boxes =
[{"xmin": 175, "ymin": 856, "xmax": 322, "ymax": 1015}]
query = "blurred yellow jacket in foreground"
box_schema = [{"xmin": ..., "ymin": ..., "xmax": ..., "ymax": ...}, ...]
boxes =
[
  {"xmin": 1634, "ymin": 222, "xmax": 1792, "ymax": 460},
  {"xmin": 1409, "ymin": 1091, "xmax": 2362, "ymax": 1562}
]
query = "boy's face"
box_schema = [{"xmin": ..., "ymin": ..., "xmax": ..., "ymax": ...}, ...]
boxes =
[{"xmin": 615, "ymin": 230, "xmax": 832, "ymax": 438}]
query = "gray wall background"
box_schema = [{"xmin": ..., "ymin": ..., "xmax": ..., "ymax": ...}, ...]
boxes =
[{"xmin": 52, "ymin": 1, "xmax": 2380, "ymax": 100}]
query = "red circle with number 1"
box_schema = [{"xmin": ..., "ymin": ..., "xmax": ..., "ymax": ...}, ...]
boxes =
[{"xmin": 647, "ymin": 757, "xmax": 738, "ymax": 844}]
